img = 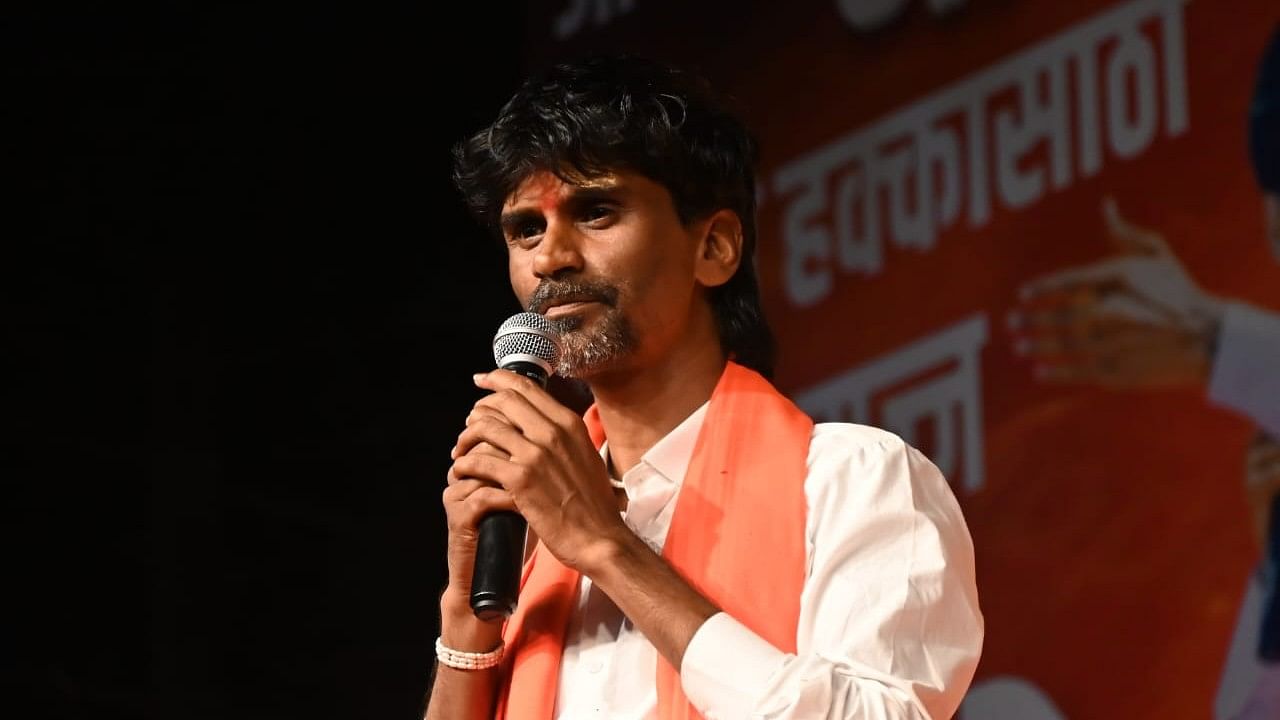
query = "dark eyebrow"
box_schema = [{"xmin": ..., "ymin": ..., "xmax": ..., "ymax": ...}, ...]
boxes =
[
  {"xmin": 499, "ymin": 208, "xmax": 541, "ymax": 235},
  {"xmin": 563, "ymin": 186, "xmax": 623, "ymax": 205},
  {"xmin": 499, "ymin": 185, "xmax": 624, "ymax": 234}
]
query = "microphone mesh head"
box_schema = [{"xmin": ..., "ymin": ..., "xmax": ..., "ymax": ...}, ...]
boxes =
[{"xmin": 493, "ymin": 312, "xmax": 561, "ymax": 370}]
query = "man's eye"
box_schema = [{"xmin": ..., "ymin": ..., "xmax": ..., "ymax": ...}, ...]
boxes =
[
  {"xmin": 515, "ymin": 222, "xmax": 543, "ymax": 239},
  {"xmin": 583, "ymin": 205, "xmax": 614, "ymax": 222}
]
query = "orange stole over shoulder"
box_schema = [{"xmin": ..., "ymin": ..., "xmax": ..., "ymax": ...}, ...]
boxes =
[{"xmin": 493, "ymin": 361, "xmax": 814, "ymax": 720}]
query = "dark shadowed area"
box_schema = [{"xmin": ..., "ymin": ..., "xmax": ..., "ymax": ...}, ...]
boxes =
[{"xmin": 10, "ymin": 5, "xmax": 525, "ymax": 718}]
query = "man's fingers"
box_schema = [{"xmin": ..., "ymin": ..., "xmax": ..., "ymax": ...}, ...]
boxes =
[
  {"xmin": 454, "ymin": 405, "xmax": 514, "ymax": 459},
  {"xmin": 466, "ymin": 405, "xmax": 510, "ymax": 429},
  {"xmin": 475, "ymin": 370, "xmax": 581, "ymax": 428},
  {"xmin": 442, "ymin": 481, "xmax": 518, "ymax": 531},
  {"xmin": 472, "ymin": 388, "xmax": 546, "ymax": 434},
  {"xmin": 450, "ymin": 452, "xmax": 522, "ymax": 491},
  {"xmin": 443, "ymin": 477, "xmax": 496, "ymax": 500},
  {"xmin": 470, "ymin": 441, "xmax": 510, "ymax": 459},
  {"xmin": 472, "ymin": 386, "xmax": 582, "ymax": 452},
  {"xmin": 454, "ymin": 416, "xmax": 533, "ymax": 461}
]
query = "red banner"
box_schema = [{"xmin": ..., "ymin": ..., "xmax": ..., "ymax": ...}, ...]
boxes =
[{"xmin": 524, "ymin": 1, "xmax": 1280, "ymax": 715}]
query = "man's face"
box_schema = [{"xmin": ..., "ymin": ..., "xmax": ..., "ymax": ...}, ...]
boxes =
[
  {"xmin": 1265, "ymin": 192, "xmax": 1280, "ymax": 264},
  {"xmin": 499, "ymin": 169, "xmax": 703, "ymax": 379}
]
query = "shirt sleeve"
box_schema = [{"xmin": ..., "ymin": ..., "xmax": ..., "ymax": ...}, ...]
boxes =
[
  {"xmin": 680, "ymin": 426, "xmax": 984, "ymax": 719},
  {"xmin": 1207, "ymin": 301, "xmax": 1280, "ymax": 438}
]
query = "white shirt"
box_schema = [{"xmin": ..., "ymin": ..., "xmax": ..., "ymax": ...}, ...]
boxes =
[
  {"xmin": 1208, "ymin": 300, "xmax": 1280, "ymax": 438},
  {"xmin": 553, "ymin": 402, "xmax": 984, "ymax": 719}
]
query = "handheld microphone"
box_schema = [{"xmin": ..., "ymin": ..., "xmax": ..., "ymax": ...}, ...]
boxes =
[{"xmin": 469, "ymin": 311, "xmax": 561, "ymax": 621}]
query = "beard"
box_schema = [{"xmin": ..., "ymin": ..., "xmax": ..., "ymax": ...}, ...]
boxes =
[
  {"xmin": 549, "ymin": 306, "xmax": 636, "ymax": 378},
  {"xmin": 526, "ymin": 277, "xmax": 636, "ymax": 378}
]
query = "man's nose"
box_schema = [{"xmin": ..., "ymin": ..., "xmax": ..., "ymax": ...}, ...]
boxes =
[{"xmin": 532, "ymin": 221, "xmax": 584, "ymax": 279}]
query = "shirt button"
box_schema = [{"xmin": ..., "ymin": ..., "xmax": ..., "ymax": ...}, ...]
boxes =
[{"xmin": 587, "ymin": 660, "xmax": 603, "ymax": 674}]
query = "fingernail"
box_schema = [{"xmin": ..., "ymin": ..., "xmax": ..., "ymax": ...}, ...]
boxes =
[
  {"xmin": 449, "ymin": 445, "xmax": 457, "ymax": 459},
  {"xmin": 473, "ymin": 373, "xmax": 485, "ymax": 384}
]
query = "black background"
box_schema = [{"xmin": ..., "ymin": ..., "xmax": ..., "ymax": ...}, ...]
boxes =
[{"xmin": 11, "ymin": 5, "xmax": 526, "ymax": 718}]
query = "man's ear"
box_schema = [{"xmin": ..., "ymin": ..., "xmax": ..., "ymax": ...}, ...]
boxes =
[{"xmin": 694, "ymin": 209, "xmax": 744, "ymax": 289}]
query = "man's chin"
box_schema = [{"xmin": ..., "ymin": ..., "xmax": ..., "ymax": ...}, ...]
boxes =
[
  {"xmin": 554, "ymin": 343, "xmax": 624, "ymax": 381},
  {"xmin": 549, "ymin": 311, "xmax": 633, "ymax": 380},
  {"xmin": 555, "ymin": 362, "xmax": 616, "ymax": 382}
]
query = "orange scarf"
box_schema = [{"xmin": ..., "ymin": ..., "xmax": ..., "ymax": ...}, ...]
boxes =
[{"xmin": 493, "ymin": 361, "xmax": 813, "ymax": 719}]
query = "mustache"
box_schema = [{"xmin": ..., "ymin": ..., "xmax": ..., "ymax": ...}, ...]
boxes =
[{"xmin": 526, "ymin": 278, "xmax": 619, "ymax": 314}]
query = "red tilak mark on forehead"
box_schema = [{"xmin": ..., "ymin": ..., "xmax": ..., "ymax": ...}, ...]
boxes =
[
  {"xmin": 539, "ymin": 192, "xmax": 562, "ymax": 213},
  {"xmin": 512, "ymin": 173, "xmax": 566, "ymax": 214}
]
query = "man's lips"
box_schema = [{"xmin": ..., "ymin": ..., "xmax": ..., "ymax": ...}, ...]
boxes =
[
  {"xmin": 534, "ymin": 292, "xmax": 607, "ymax": 314},
  {"xmin": 542, "ymin": 300, "xmax": 599, "ymax": 318}
]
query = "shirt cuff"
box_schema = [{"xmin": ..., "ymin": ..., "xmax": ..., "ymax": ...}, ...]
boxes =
[
  {"xmin": 1207, "ymin": 301, "xmax": 1280, "ymax": 438},
  {"xmin": 680, "ymin": 612, "xmax": 789, "ymax": 718}
]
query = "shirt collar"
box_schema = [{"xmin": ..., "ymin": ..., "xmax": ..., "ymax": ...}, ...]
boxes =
[
  {"xmin": 600, "ymin": 400, "xmax": 710, "ymax": 486},
  {"xmin": 641, "ymin": 401, "xmax": 709, "ymax": 484}
]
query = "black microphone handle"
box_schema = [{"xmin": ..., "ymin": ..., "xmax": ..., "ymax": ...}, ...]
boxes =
[
  {"xmin": 470, "ymin": 512, "xmax": 527, "ymax": 621},
  {"xmin": 468, "ymin": 361, "xmax": 547, "ymax": 620}
]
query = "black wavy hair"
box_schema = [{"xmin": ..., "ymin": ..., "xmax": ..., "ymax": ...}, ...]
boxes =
[
  {"xmin": 1250, "ymin": 24, "xmax": 1280, "ymax": 194},
  {"xmin": 451, "ymin": 54, "xmax": 776, "ymax": 378}
]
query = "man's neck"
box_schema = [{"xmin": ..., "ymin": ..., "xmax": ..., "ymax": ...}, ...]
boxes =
[{"xmin": 588, "ymin": 341, "xmax": 726, "ymax": 479}]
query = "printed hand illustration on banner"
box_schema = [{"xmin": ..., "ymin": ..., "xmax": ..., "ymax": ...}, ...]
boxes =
[{"xmin": 1007, "ymin": 196, "xmax": 1223, "ymax": 390}]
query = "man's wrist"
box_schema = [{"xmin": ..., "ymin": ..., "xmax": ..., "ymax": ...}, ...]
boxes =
[
  {"xmin": 581, "ymin": 528, "xmax": 677, "ymax": 600},
  {"xmin": 439, "ymin": 588, "xmax": 504, "ymax": 652},
  {"xmin": 576, "ymin": 525, "xmax": 648, "ymax": 579}
]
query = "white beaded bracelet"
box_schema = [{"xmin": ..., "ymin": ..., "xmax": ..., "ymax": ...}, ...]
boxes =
[{"xmin": 435, "ymin": 637, "xmax": 504, "ymax": 671}]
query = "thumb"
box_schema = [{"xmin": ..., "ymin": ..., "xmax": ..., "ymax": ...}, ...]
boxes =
[{"xmin": 1103, "ymin": 196, "xmax": 1168, "ymax": 256}]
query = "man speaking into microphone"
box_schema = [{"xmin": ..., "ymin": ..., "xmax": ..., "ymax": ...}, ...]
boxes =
[{"xmin": 426, "ymin": 54, "xmax": 983, "ymax": 719}]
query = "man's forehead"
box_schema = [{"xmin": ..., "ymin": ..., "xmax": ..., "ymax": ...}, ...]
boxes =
[{"xmin": 503, "ymin": 170, "xmax": 623, "ymax": 209}]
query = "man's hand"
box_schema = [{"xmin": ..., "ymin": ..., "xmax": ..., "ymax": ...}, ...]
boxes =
[
  {"xmin": 1246, "ymin": 432, "xmax": 1280, "ymax": 551},
  {"xmin": 437, "ymin": 429, "xmax": 517, "ymax": 659},
  {"xmin": 426, "ymin": 395, "xmax": 522, "ymax": 720},
  {"xmin": 1009, "ymin": 197, "xmax": 1225, "ymax": 390},
  {"xmin": 440, "ymin": 460, "xmax": 515, "ymax": 614},
  {"xmin": 447, "ymin": 370, "xmax": 718, "ymax": 676},
  {"xmin": 449, "ymin": 369, "xmax": 630, "ymax": 575}
]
